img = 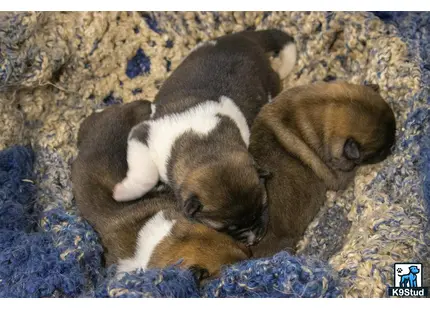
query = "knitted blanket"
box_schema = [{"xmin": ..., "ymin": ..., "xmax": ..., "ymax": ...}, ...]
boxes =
[{"xmin": 0, "ymin": 11, "xmax": 429, "ymax": 298}]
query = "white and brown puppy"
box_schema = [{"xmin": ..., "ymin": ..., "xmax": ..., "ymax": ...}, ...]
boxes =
[
  {"xmin": 112, "ymin": 29, "xmax": 297, "ymax": 245},
  {"xmin": 72, "ymin": 102, "xmax": 250, "ymax": 282},
  {"xmin": 249, "ymin": 82, "xmax": 396, "ymax": 257}
]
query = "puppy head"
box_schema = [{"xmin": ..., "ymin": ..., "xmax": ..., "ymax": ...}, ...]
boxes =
[
  {"xmin": 315, "ymin": 83, "xmax": 396, "ymax": 172},
  {"xmin": 178, "ymin": 153, "xmax": 270, "ymax": 246},
  {"xmin": 77, "ymin": 99, "xmax": 153, "ymax": 149},
  {"xmin": 149, "ymin": 219, "xmax": 252, "ymax": 284}
]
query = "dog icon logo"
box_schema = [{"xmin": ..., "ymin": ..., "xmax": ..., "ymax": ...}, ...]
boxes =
[
  {"xmin": 388, "ymin": 263, "xmax": 428, "ymax": 297},
  {"xmin": 398, "ymin": 265, "xmax": 420, "ymax": 288}
]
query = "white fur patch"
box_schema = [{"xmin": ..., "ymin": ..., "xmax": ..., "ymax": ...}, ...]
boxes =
[
  {"xmin": 113, "ymin": 139, "xmax": 159, "ymax": 201},
  {"xmin": 143, "ymin": 96, "xmax": 250, "ymax": 181},
  {"xmin": 271, "ymin": 42, "xmax": 297, "ymax": 79},
  {"xmin": 150, "ymin": 104, "xmax": 157, "ymax": 118},
  {"xmin": 114, "ymin": 96, "xmax": 250, "ymax": 202},
  {"xmin": 117, "ymin": 211, "xmax": 176, "ymax": 274},
  {"xmin": 190, "ymin": 40, "xmax": 217, "ymax": 53}
]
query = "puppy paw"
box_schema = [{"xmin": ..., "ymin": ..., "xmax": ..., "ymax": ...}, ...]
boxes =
[
  {"xmin": 113, "ymin": 183, "xmax": 129, "ymax": 201},
  {"xmin": 113, "ymin": 181, "xmax": 142, "ymax": 202},
  {"xmin": 188, "ymin": 265, "xmax": 210, "ymax": 283}
]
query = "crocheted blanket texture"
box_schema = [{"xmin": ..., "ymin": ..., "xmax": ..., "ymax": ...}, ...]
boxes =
[{"xmin": 0, "ymin": 11, "xmax": 429, "ymax": 298}]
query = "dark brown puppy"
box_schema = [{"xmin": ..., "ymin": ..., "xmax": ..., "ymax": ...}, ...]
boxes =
[
  {"xmin": 113, "ymin": 30, "xmax": 297, "ymax": 245},
  {"xmin": 249, "ymin": 82, "xmax": 396, "ymax": 257},
  {"xmin": 72, "ymin": 101, "xmax": 250, "ymax": 280}
]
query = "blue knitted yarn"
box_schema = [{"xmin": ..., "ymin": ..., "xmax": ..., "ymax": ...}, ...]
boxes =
[
  {"xmin": 0, "ymin": 146, "xmax": 104, "ymax": 297},
  {"xmin": 93, "ymin": 266, "xmax": 201, "ymax": 298},
  {"xmin": 141, "ymin": 12, "xmax": 163, "ymax": 34},
  {"xmin": 91, "ymin": 252, "xmax": 341, "ymax": 298},
  {"xmin": 202, "ymin": 252, "xmax": 342, "ymax": 298},
  {"xmin": 384, "ymin": 12, "xmax": 430, "ymax": 207},
  {"xmin": 373, "ymin": 12, "xmax": 430, "ymax": 281},
  {"xmin": 0, "ymin": 146, "xmax": 35, "ymax": 232},
  {"xmin": 126, "ymin": 48, "xmax": 151, "ymax": 79}
]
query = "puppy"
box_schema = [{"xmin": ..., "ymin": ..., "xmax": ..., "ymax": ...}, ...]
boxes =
[
  {"xmin": 118, "ymin": 209, "xmax": 251, "ymax": 282},
  {"xmin": 112, "ymin": 29, "xmax": 297, "ymax": 245},
  {"xmin": 71, "ymin": 101, "xmax": 250, "ymax": 281},
  {"xmin": 249, "ymin": 82, "xmax": 396, "ymax": 257}
]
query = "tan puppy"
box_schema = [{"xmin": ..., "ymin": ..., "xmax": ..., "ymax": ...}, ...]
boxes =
[
  {"xmin": 249, "ymin": 82, "xmax": 396, "ymax": 257},
  {"xmin": 71, "ymin": 101, "xmax": 250, "ymax": 282}
]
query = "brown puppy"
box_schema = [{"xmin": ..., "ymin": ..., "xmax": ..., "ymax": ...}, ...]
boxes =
[
  {"xmin": 72, "ymin": 101, "xmax": 250, "ymax": 281},
  {"xmin": 249, "ymin": 82, "xmax": 396, "ymax": 257},
  {"xmin": 120, "ymin": 211, "xmax": 251, "ymax": 282},
  {"xmin": 112, "ymin": 30, "xmax": 297, "ymax": 245}
]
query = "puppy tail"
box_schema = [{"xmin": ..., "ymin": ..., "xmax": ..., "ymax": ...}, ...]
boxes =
[{"xmin": 244, "ymin": 29, "xmax": 297, "ymax": 79}]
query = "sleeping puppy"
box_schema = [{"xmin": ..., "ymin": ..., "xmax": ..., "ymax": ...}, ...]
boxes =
[
  {"xmin": 117, "ymin": 208, "xmax": 251, "ymax": 282},
  {"xmin": 249, "ymin": 82, "xmax": 396, "ymax": 257},
  {"xmin": 112, "ymin": 29, "xmax": 297, "ymax": 245},
  {"xmin": 71, "ymin": 101, "xmax": 250, "ymax": 282}
]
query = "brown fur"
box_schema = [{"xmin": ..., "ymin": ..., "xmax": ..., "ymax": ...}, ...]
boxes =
[
  {"xmin": 149, "ymin": 217, "xmax": 251, "ymax": 281},
  {"xmin": 249, "ymin": 82, "xmax": 396, "ymax": 257},
  {"xmin": 73, "ymin": 100, "xmax": 157, "ymax": 264},
  {"xmin": 167, "ymin": 115, "xmax": 270, "ymax": 245},
  {"xmin": 72, "ymin": 101, "xmax": 250, "ymax": 280},
  {"xmin": 146, "ymin": 30, "xmax": 294, "ymax": 244}
]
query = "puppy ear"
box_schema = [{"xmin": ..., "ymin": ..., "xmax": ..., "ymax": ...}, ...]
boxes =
[
  {"xmin": 343, "ymin": 138, "xmax": 360, "ymax": 160},
  {"xmin": 366, "ymin": 83, "xmax": 380, "ymax": 92},
  {"xmin": 188, "ymin": 265, "xmax": 210, "ymax": 283},
  {"xmin": 182, "ymin": 195, "xmax": 203, "ymax": 218}
]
